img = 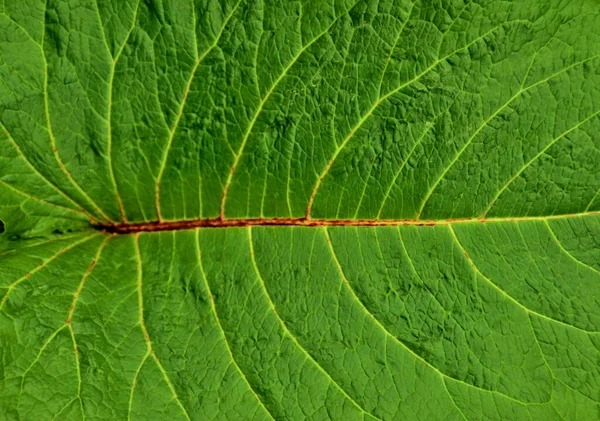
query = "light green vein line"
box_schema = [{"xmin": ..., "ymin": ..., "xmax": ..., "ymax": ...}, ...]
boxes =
[
  {"xmin": 98, "ymin": 324, "xmax": 139, "ymax": 372},
  {"xmin": 67, "ymin": 236, "xmax": 111, "ymax": 323},
  {"xmin": 0, "ymin": 233, "xmax": 99, "ymax": 311},
  {"xmin": 481, "ymin": 107, "xmax": 600, "ymax": 218},
  {"xmin": 416, "ymin": 52, "xmax": 600, "ymax": 219},
  {"xmin": 247, "ymin": 227, "xmax": 380, "ymax": 420},
  {"xmin": 375, "ymin": 117, "xmax": 435, "ymax": 219},
  {"xmin": 132, "ymin": 234, "xmax": 192, "ymax": 421},
  {"xmin": 195, "ymin": 230, "xmax": 276, "ymax": 421},
  {"xmin": 527, "ymin": 314, "xmax": 557, "ymax": 394},
  {"xmin": 51, "ymin": 399, "xmax": 79, "ymax": 421},
  {"xmin": 447, "ymin": 225, "xmax": 600, "ymax": 335},
  {"xmin": 585, "ymin": 186, "xmax": 600, "ymax": 213},
  {"xmin": 395, "ymin": 227, "xmax": 453, "ymax": 320},
  {"xmin": 544, "ymin": 220, "xmax": 600, "ymax": 275},
  {"xmin": 220, "ymin": 0, "xmax": 361, "ymax": 219},
  {"xmin": 0, "ymin": 122, "xmax": 95, "ymax": 221},
  {"xmin": 100, "ymin": 0, "xmax": 142, "ymax": 223},
  {"xmin": 0, "ymin": 13, "xmax": 39, "ymax": 45},
  {"xmin": 154, "ymin": 0, "xmax": 242, "ymax": 221},
  {"xmin": 323, "ymin": 226, "xmax": 534, "ymax": 407},
  {"xmin": 529, "ymin": 312, "xmax": 598, "ymax": 408},
  {"xmin": 306, "ymin": 22, "xmax": 510, "ymax": 218},
  {"xmin": 0, "ymin": 177, "xmax": 87, "ymax": 218},
  {"xmin": 128, "ymin": 350, "xmax": 150, "ymax": 421},
  {"xmin": 0, "ymin": 233, "xmax": 88, "ymax": 258},
  {"xmin": 557, "ymin": 379, "xmax": 600, "ymax": 405},
  {"xmin": 16, "ymin": 325, "xmax": 68, "ymax": 412},
  {"xmin": 376, "ymin": 69, "xmax": 470, "ymax": 219},
  {"xmin": 64, "ymin": 237, "xmax": 108, "ymax": 420},
  {"xmin": 441, "ymin": 379, "xmax": 469, "ymax": 421},
  {"xmin": 40, "ymin": 0, "xmax": 114, "ymax": 223},
  {"xmin": 20, "ymin": 325, "xmax": 67, "ymax": 377},
  {"xmin": 376, "ymin": 1, "xmax": 417, "ymax": 97},
  {"xmin": 67, "ymin": 325, "xmax": 86, "ymax": 420}
]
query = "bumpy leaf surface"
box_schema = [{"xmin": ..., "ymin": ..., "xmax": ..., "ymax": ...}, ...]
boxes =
[{"xmin": 1, "ymin": 0, "xmax": 600, "ymax": 420}]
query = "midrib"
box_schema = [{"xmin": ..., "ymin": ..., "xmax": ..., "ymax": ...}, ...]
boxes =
[{"xmin": 95, "ymin": 211, "xmax": 600, "ymax": 234}]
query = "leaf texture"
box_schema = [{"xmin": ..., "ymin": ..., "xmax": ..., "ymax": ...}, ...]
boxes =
[{"xmin": 1, "ymin": 0, "xmax": 600, "ymax": 420}]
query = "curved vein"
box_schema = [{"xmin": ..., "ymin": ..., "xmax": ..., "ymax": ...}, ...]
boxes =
[
  {"xmin": 416, "ymin": 52, "xmax": 600, "ymax": 218},
  {"xmin": 66, "ymin": 236, "xmax": 111, "ymax": 324},
  {"xmin": 1, "ymin": 122, "xmax": 95, "ymax": 221},
  {"xmin": 0, "ymin": 177, "xmax": 87, "ymax": 218},
  {"xmin": 306, "ymin": 22, "xmax": 511, "ymax": 218},
  {"xmin": 0, "ymin": 233, "xmax": 88, "ymax": 258},
  {"xmin": 64, "ymin": 236, "xmax": 109, "ymax": 419},
  {"xmin": 67, "ymin": 325, "xmax": 85, "ymax": 418},
  {"xmin": 441, "ymin": 379, "xmax": 469, "ymax": 421},
  {"xmin": 154, "ymin": 0, "xmax": 243, "ymax": 221},
  {"xmin": 51, "ymin": 399, "xmax": 79, "ymax": 421},
  {"xmin": 323, "ymin": 227, "xmax": 535, "ymax": 407},
  {"xmin": 101, "ymin": 0, "xmax": 142, "ymax": 223},
  {"xmin": 376, "ymin": 1, "xmax": 417, "ymax": 97},
  {"xmin": 544, "ymin": 220, "xmax": 600, "ymax": 275},
  {"xmin": 556, "ymin": 378, "xmax": 600, "ymax": 405},
  {"xmin": 247, "ymin": 227, "xmax": 380, "ymax": 420},
  {"xmin": 585, "ymin": 185, "xmax": 600, "ymax": 213},
  {"xmin": 481, "ymin": 107, "xmax": 600, "ymax": 218},
  {"xmin": 40, "ymin": 1, "xmax": 114, "ymax": 224},
  {"xmin": 195, "ymin": 230, "xmax": 276, "ymax": 421},
  {"xmin": 128, "ymin": 350, "xmax": 150, "ymax": 421},
  {"xmin": 447, "ymin": 225, "xmax": 600, "ymax": 334},
  {"xmin": 132, "ymin": 234, "xmax": 191, "ymax": 421},
  {"xmin": 220, "ymin": 1, "xmax": 361, "ymax": 219},
  {"xmin": 16, "ymin": 324, "xmax": 68, "ymax": 411},
  {"xmin": 375, "ymin": 77, "xmax": 468, "ymax": 219},
  {"xmin": 0, "ymin": 233, "xmax": 98, "ymax": 311},
  {"xmin": 528, "ymin": 313, "xmax": 600, "ymax": 406}
]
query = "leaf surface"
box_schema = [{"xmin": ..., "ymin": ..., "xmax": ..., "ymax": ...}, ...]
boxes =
[{"xmin": 1, "ymin": 0, "xmax": 600, "ymax": 420}]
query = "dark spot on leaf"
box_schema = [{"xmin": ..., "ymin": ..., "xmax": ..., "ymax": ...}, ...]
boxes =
[{"xmin": 0, "ymin": 220, "xmax": 4, "ymax": 234}]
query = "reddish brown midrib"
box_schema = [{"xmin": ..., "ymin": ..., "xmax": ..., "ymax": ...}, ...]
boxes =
[{"xmin": 94, "ymin": 211, "xmax": 599, "ymax": 234}]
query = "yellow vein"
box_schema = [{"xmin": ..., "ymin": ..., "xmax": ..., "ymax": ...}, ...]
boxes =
[
  {"xmin": 132, "ymin": 234, "xmax": 191, "ymax": 421},
  {"xmin": 585, "ymin": 185, "xmax": 600, "ymax": 213},
  {"xmin": 154, "ymin": 0, "xmax": 242, "ymax": 221},
  {"xmin": 481, "ymin": 107, "xmax": 600, "ymax": 218},
  {"xmin": 323, "ymin": 226, "xmax": 534, "ymax": 406},
  {"xmin": 195, "ymin": 230, "xmax": 276, "ymax": 421},
  {"xmin": 128, "ymin": 350, "xmax": 151, "ymax": 420},
  {"xmin": 441, "ymin": 379, "xmax": 469, "ymax": 421},
  {"xmin": 63, "ymin": 236, "xmax": 109, "ymax": 420},
  {"xmin": 1, "ymin": 123, "xmax": 96, "ymax": 221},
  {"xmin": 220, "ymin": 1, "xmax": 361, "ymax": 219},
  {"xmin": 527, "ymin": 314, "xmax": 557, "ymax": 396},
  {"xmin": 544, "ymin": 220, "xmax": 600, "ymax": 276},
  {"xmin": 66, "ymin": 236, "xmax": 111, "ymax": 324},
  {"xmin": 306, "ymin": 23, "xmax": 508, "ymax": 218},
  {"xmin": 247, "ymin": 227, "xmax": 381, "ymax": 420},
  {"xmin": 102, "ymin": 0, "xmax": 142, "ymax": 223},
  {"xmin": 376, "ymin": 71, "xmax": 470, "ymax": 219},
  {"xmin": 416, "ymin": 52, "xmax": 600, "ymax": 219},
  {"xmin": 51, "ymin": 399, "xmax": 79, "ymax": 421},
  {"xmin": 0, "ymin": 233, "xmax": 89, "ymax": 258},
  {"xmin": 0, "ymin": 233, "xmax": 98, "ymax": 311},
  {"xmin": 447, "ymin": 225, "xmax": 600, "ymax": 334},
  {"xmin": 16, "ymin": 325, "xmax": 68, "ymax": 412},
  {"xmin": 67, "ymin": 325, "xmax": 86, "ymax": 418},
  {"xmin": 0, "ymin": 177, "xmax": 87, "ymax": 218},
  {"xmin": 376, "ymin": 1, "xmax": 417, "ymax": 97},
  {"xmin": 40, "ymin": 0, "xmax": 114, "ymax": 223}
]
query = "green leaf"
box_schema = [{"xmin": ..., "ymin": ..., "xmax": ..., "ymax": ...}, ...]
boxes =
[{"xmin": 1, "ymin": 0, "xmax": 600, "ymax": 420}]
